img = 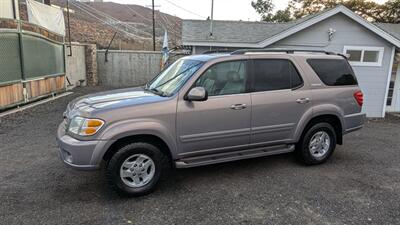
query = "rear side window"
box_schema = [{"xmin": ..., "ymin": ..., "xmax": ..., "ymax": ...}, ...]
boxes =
[
  {"xmin": 252, "ymin": 59, "xmax": 303, "ymax": 92},
  {"xmin": 307, "ymin": 59, "xmax": 358, "ymax": 86}
]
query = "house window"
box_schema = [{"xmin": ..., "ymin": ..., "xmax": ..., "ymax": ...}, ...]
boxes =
[{"xmin": 343, "ymin": 46, "xmax": 384, "ymax": 67}]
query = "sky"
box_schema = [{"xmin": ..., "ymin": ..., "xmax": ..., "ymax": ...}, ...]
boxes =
[{"xmin": 105, "ymin": 0, "xmax": 389, "ymax": 21}]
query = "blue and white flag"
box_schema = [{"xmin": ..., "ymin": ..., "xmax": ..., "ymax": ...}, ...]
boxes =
[{"xmin": 161, "ymin": 30, "xmax": 169, "ymax": 70}]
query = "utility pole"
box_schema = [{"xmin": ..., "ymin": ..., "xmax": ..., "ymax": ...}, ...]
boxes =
[
  {"xmin": 210, "ymin": 0, "xmax": 214, "ymax": 37},
  {"xmin": 209, "ymin": 0, "xmax": 214, "ymax": 51},
  {"xmin": 66, "ymin": 0, "xmax": 72, "ymax": 56},
  {"xmin": 11, "ymin": 0, "xmax": 16, "ymax": 19},
  {"xmin": 152, "ymin": 0, "xmax": 156, "ymax": 51}
]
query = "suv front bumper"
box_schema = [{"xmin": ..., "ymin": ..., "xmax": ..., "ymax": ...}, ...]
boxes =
[{"xmin": 56, "ymin": 122, "xmax": 104, "ymax": 170}]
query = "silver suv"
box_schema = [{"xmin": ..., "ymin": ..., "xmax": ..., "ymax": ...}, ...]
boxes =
[{"xmin": 57, "ymin": 49, "xmax": 365, "ymax": 196}]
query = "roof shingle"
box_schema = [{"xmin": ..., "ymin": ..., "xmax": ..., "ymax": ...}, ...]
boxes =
[
  {"xmin": 374, "ymin": 23, "xmax": 400, "ymax": 41},
  {"xmin": 183, "ymin": 6, "xmax": 400, "ymax": 45}
]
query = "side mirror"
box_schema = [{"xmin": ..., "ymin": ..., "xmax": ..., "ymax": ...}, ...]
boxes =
[{"xmin": 186, "ymin": 87, "xmax": 208, "ymax": 101}]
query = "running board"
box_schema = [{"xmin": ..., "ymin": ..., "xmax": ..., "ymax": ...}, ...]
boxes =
[{"xmin": 175, "ymin": 144, "xmax": 295, "ymax": 168}]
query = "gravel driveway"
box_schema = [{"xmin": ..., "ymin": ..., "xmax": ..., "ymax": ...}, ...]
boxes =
[{"xmin": 1, "ymin": 86, "xmax": 399, "ymax": 225}]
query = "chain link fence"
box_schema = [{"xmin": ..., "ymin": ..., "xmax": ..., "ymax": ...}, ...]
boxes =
[
  {"xmin": 0, "ymin": 22, "xmax": 65, "ymax": 85},
  {"xmin": 22, "ymin": 34, "xmax": 65, "ymax": 79},
  {"xmin": 0, "ymin": 18, "xmax": 66, "ymax": 109},
  {"xmin": 0, "ymin": 32, "xmax": 22, "ymax": 84}
]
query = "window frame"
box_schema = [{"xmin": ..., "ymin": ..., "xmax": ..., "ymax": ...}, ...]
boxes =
[
  {"xmin": 188, "ymin": 59, "xmax": 251, "ymax": 98},
  {"xmin": 248, "ymin": 58, "xmax": 304, "ymax": 93},
  {"xmin": 343, "ymin": 46, "xmax": 384, "ymax": 67}
]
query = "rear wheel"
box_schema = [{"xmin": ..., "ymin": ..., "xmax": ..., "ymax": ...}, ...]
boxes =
[
  {"xmin": 297, "ymin": 122, "xmax": 337, "ymax": 165},
  {"xmin": 106, "ymin": 142, "xmax": 167, "ymax": 197}
]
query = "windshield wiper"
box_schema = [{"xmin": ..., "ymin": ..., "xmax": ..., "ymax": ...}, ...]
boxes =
[
  {"xmin": 152, "ymin": 62, "xmax": 203, "ymax": 90},
  {"xmin": 144, "ymin": 86, "xmax": 166, "ymax": 97}
]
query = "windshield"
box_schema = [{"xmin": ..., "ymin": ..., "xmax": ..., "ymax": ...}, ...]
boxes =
[{"xmin": 146, "ymin": 59, "xmax": 204, "ymax": 96}]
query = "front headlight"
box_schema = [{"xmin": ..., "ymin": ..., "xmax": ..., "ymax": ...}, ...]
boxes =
[{"xmin": 68, "ymin": 116, "xmax": 104, "ymax": 136}]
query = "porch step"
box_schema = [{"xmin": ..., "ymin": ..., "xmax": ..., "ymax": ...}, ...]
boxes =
[{"xmin": 175, "ymin": 144, "xmax": 295, "ymax": 168}]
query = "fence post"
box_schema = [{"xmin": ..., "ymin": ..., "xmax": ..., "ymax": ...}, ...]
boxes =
[
  {"xmin": 16, "ymin": 20, "xmax": 28, "ymax": 102},
  {"xmin": 62, "ymin": 37, "xmax": 67, "ymax": 91}
]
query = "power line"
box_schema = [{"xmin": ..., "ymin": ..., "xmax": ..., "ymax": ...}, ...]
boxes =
[
  {"xmin": 126, "ymin": 5, "xmax": 153, "ymax": 23},
  {"xmin": 126, "ymin": 4, "xmax": 180, "ymax": 39},
  {"xmin": 157, "ymin": 11, "xmax": 180, "ymax": 35},
  {"xmin": 162, "ymin": 0, "xmax": 206, "ymax": 19},
  {"xmin": 127, "ymin": 5, "xmax": 180, "ymax": 34},
  {"xmin": 76, "ymin": 2, "xmax": 153, "ymax": 38},
  {"xmin": 70, "ymin": 1, "xmax": 150, "ymax": 40},
  {"xmin": 71, "ymin": 2, "xmax": 144, "ymax": 38}
]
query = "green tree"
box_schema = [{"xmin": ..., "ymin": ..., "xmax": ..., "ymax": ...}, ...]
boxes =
[
  {"xmin": 251, "ymin": 0, "xmax": 294, "ymax": 22},
  {"xmin": 291, "ymin": 0, "xmax": 381, "ymax": 21},
  {"xmin": 252, "ymin": 0, "xmax": 400, "ymax": 23},
  {"xmin": 379, "ymin": 0, "xmax": 400, "ymax": 23},
  {"xmin": 251, "ymin": 0, "xmax": 275, "ymax": 21}
]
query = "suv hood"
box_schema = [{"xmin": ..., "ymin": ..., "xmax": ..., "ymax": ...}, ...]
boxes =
[{"xmin": 67, "ymin": 87, "xmax": 166, "ymax": 116}]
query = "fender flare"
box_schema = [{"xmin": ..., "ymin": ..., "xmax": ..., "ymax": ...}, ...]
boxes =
[
  {"xmin": 90, "ymin": 119, "xmax": 177, "ymax": 165},
  {"xmin": 294, "ymin": 104, "xmax": 345, "ymax": 142}
]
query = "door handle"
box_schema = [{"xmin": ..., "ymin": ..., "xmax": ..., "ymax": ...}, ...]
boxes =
[
  {"xmin": 296, "ymin": 98, "xmax": 310, "ymax": 104},
  {"xmin": 230, "ymin": 104, "xmax": 247, "ymax": 110}
]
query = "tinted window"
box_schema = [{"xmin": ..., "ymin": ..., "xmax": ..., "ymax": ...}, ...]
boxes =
[
  {"xmin": 252, "ymin": 59, "xmax": 303, "ymax": 92},
  {"xmin": 307, "ymin": 59, "xmax": 358, "ymax": 86},
  {"xmin": 195, "ymin": 60, "xmax": 247, "ymax": 96}
]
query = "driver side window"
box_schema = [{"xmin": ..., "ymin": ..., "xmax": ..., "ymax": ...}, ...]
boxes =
[{"xmin": 195, "ymin": 60, "xmax": 247, "ymax": 96}]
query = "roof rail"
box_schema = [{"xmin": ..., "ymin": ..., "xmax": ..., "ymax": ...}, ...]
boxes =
[
  {"xmin": 230, "ymin": 48, "xmax": 338, "ymax": 55},
  {"xmin": 202, "ymin": 50, "xmax": 233, "ymax": 54}
]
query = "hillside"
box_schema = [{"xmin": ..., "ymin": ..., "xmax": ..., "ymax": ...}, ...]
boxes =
[{"xmin": 20, "ymin": 0, "xmax": 182, "ymax": 50}]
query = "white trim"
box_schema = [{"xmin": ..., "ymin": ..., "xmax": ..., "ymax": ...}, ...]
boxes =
[
  {"xmin": 343, "ymin": 46, "xmax": 384, "ymax": 67},
  {"xmin": 183, "ymin": 41, "xmax": 258, "ymax": 48},
  {"xmin": 382, "ymin": 46, "xmax": 396, "ymax": 117},
  {"xmin": 386, "ymin": 53, "xmax": 400, "ymax": 112},
  {"xmin": 183, "ymin": 5, "xmax": 400, "ymax": 49},
  {"xmin": 394, "ymin": 64, "xmax": 400, "ymax": 112}
]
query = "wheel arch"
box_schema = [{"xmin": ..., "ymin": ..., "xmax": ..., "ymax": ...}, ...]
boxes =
[
  {"xmin": 297, "ymin": 114, "xmax": 343, "ymax": 145},
  {"xmin": 102, "ymin": 134, "xmax": 173, "ymax": 165}
]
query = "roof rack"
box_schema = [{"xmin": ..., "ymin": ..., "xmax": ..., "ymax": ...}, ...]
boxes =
[
  {"xmin": 202, "ymin": 50, "xmax": 233, "ymax": 54},
  {"xmin": 230, "ymin": 48, "xmax": 338, "ymax": 55}
]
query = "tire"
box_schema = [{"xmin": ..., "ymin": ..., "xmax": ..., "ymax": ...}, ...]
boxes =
[
  {"xmin": 296, "ymin": 122, "xmax": 337, "ymax": 165},
  {"xmin": 106, "ymin": 142, "xmax": 168, "ymax": 197}
]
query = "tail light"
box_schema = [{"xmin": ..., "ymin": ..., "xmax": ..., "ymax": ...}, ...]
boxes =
[{"xmin": 353, "ymin": 90, "xmax": 363, "ymax": 106}]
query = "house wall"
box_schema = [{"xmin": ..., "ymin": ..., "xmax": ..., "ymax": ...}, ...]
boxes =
[
  {"xmin": 97, "ymin": 50, "xmax": 162, "ymax": 87},
  {"xmin": 271, "ymin": 13, "xmax": 394, "ymax": 117},
  {"xmin": 193, "ymin": 46, "xmax": 242, "ymax": 54}
]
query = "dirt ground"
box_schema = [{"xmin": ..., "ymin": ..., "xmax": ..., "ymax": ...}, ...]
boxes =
[{"xmin": 1, "ymin": 86, "xmax": 399, "ymax": 225}]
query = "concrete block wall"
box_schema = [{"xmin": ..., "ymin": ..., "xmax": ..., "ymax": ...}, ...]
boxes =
[{"xmin": 97, "ymin": 50, "xmax": 162, "ymax": 87}]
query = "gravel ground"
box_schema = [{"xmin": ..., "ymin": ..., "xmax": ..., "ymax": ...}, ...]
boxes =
[{"xmin": 1, "ymin": 86, "xmax": 399, "ymax": 225}]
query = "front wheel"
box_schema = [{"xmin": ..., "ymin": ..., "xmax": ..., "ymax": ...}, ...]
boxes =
[
  {"xmin": 296, "ymin": 122, "xmax": 337, "ymax": 165},
  {"xmin": 106, "ymin": 142, "xmax": 167, "ymax": 197}
]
